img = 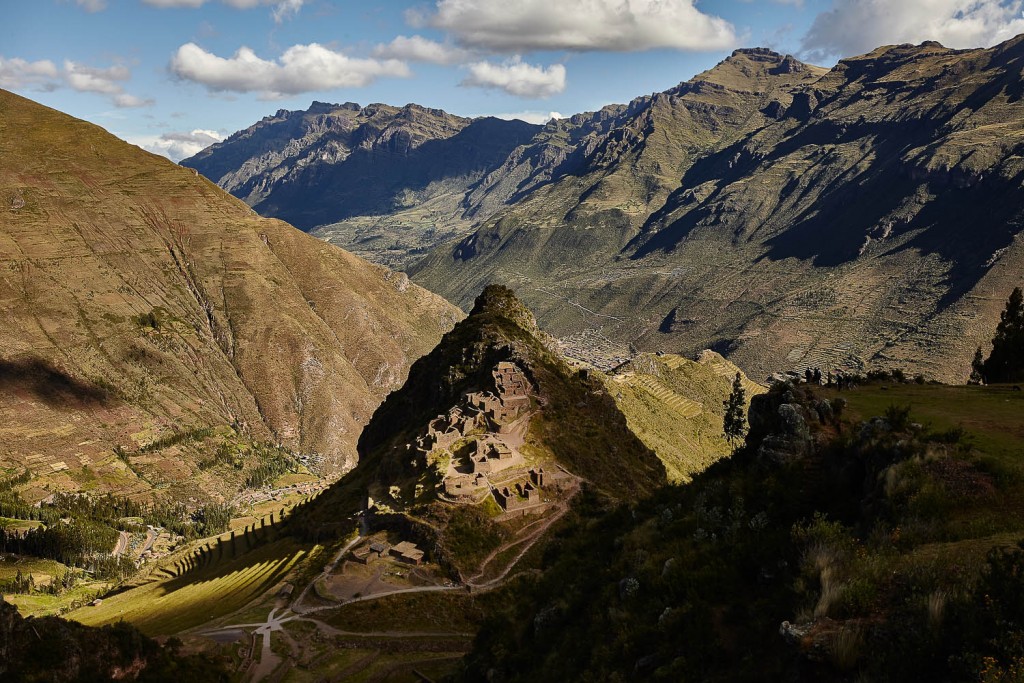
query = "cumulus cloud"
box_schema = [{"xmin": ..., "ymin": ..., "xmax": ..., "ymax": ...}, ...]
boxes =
[
  {"xmin": 0, "ymin": 57, "xmax": 59, "ymax": 89},
  {"xmin": 492, "ymin": 110, "xmax": 565, "ymax": 124},
  {"xmin": 461, "ymin": 57, "xmax": 566, "ymax": 98},
  {"xmin": 62, "ymin": 60, "xmax": 154, "ymax": 107},
  {"xmin": 142, "ymin": 0, "xmax": 305, "ymax": 22},
  {"xmin": 426, "ymin": 0, "xmax": 737, "ymax": 52},
  {"xmin": 134, "ymin": 129, "xmax": 224, "ymax": 161},
  {"xmin": 64, "ymin": 60, "xmax": 130, "ymax": 95},
  {"xmin": 1, "ymin": 56, "xmax": 151, "ymax": 107},
  {"xmin": 801, "ymin": 0, "xmax": 1024, "ymax": 62},
  {"xmin": 373, "ymin": 35, "xmax": 471, "ymax": 65},
  {"xmin": 170, "ymin": 42, "xmax": 411, "ymax": 98}
]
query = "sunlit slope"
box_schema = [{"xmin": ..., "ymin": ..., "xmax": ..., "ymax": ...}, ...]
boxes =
[{"xmin": 0, "ymin": 89, "xmax": 460, "ymax": 499}]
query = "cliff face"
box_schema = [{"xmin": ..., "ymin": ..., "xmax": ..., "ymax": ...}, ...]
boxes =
[
  {"xmin": 0, "ymin": 89, "xmax": 461, "ymax": 501},
  {"xmin": 411, "ymin": 40, "xmax": 1024, "ymax": 382}
]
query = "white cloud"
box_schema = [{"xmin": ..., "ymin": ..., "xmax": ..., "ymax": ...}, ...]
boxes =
[
  {"xmin": 270, "ymin": 0, "xmax": 303, "ymax": 23},
  {"xmin": 492, "ymin": 110, "xmax": 565, "ymax": 124},
  {"xmin": 1, "ymin": 56, "xmax": 151, "ymax": 108},
  {"xmin": 0, "ymin": 57, "xmax": 59, "ymax": 89},
  {"xmin": 801, "ymin": 0, "xmax": 1024, "ymax": 62},
  {"xmin": 75, "ymin": 0, "xmax": 107, "ymax": 11},
  {"xmin": 170, "ymin": 42, "xmax": 411, "ymax": 98},
  {"xmin": 426, "ymin": 0, "xmax": 737, "ymax": 52},
  {"xmin": 141, "ymin": 0, "xmax": 305, "ymax": 22},
  {"xmin": 62, "ymin": 60, "xmax": 153, "ymax": 108},
  {"xmin": 462, "ymin": 57, "xmax": 566, "ymax": 98},
  {"xmin": 113, "ymin": 93, "xmax": 155, "ymax": 108},
  {"xmin": 130, "ymin": 129, "xmax": 224, "ymax": 161},
  {"xmin": 373, "ymin": 35, "xmax": 471, "ymax": 65},
  {"xmin": 64, "ymin": 60, "xmax": 130, "ymax": 95}
]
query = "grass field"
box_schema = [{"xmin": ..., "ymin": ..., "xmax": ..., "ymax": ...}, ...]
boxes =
[
  {"xmin": 0, "ymin": 516, "xmax": 44, "ymax": 533},
  {"xmin": 820, "ymin": 382, "xmax": 1024, "ymax": 542},
  {"xmin": 68, "ymin": 538, "xmax": 311, "ymax": 635},
  {"xmin": 823, "ymin": 383, "xmax": 1024, "ymax": 465}
]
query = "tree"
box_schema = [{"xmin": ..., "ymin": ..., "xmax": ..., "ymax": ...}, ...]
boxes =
[
  {"xmin": 983, "ymin": 287, "xmax": 1024, "ymax": 383},
  {"xmin": 969, "ymin": 347, "xmax": 985, "ymax": 385},
  {"xmin": 722, "ymin": 372, "xmax": 747, "ymax": 447}
]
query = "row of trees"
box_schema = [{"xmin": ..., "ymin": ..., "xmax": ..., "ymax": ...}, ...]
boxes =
[{"xmin": 972, "ymin": 287, "xmax": 1024, "ymax": 384}]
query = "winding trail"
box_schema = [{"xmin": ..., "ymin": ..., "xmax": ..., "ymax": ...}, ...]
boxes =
[{"xmin": 111, "ymin": 531, "xmax": 130, "ymax": 557}]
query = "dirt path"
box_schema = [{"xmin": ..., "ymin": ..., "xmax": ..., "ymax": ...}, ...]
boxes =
[{"xmin": 111, "ymin": 531, "xmax": 130, "ymax": 557}]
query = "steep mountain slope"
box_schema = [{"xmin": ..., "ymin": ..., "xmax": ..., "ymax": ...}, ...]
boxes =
[
  {"xmin": 0, "ymin": 89, "xmax": 460, "ymax": 502},
  {"xmin": 412, "ymin": 40, "xmax": 1024, "ymax": 382},
  {"xmin": 292, "ymin": 286, "xmax": 666, "ymax": 573},
  {"xmin": 181, "ymin": 102, "xmax": 540, "ymax": 269}
]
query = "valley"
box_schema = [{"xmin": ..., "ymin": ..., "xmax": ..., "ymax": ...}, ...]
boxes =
[{"xmin": 2, "ymin": 11, "xmax": 1024, "ymax": 681}]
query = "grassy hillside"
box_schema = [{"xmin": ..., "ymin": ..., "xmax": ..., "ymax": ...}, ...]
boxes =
[
  {"xmin": 0, "ymin": 88, "xmax": 460, "ymax": 502},
  {"xmin": 606, "ymin": 351, "xmax": 765, "ymax": 482}
]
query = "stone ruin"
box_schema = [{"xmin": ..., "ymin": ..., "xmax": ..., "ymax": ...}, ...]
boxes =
[
  {"xmin": 470, "ymin": 436, "xmax": 516, "ymax": 474},
  {"xmin": 492, "ymin": 467, "xmax": 547, "ymax": 512},
  {"xmin": 465, "ymin": 361, "xmax": 533, "ymax": 433},
  {"xmin": 411, "ymin": 361, "xmax": 534, "ymax": 461}
]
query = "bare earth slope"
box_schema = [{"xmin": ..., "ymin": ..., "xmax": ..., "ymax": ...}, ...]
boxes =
[
  {"xmin": 0, "ymin": 89, "xmax": 460, "ymax": 500},
  {"xmin": 412, "ymin": 41, "xmax": 1024, "ymax": 382}
]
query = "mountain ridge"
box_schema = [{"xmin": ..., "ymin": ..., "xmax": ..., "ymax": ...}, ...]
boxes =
[{"xmin": 411, "ymin": 38, "xmax": 1024, "ymax": 383}]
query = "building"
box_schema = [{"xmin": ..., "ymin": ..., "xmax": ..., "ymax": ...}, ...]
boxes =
[{"xmin": 390, "ymin": 541, "xmax": 425, "ymax": 565}]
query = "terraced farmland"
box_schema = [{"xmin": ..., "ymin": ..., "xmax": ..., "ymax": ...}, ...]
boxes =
[
  {"xmin": 633, "ymin": 375, "xmax": 703, "ymax": 418},
  {"xmin": 69, "ymin": 538, "xmax": 309, "ymax": 635},
  {"xmin": 606, "ymin": 352, "xmax": 764, "ymax": 482}
]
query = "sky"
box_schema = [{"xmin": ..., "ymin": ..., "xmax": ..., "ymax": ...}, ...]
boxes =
[{"xmin": 3, "ymin": 0, "xmax": 1024, "ymax": 161}]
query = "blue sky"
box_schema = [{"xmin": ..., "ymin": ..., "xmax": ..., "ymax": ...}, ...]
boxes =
[{"xmin": 4, "ymin": 1, "xmax": 1024, "ymax": 160}]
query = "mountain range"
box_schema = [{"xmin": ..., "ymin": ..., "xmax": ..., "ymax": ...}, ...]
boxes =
[
  {"xmin": 189, "ymin": 39, "xmax": 1024, "ymax": 383},
  {"xmin": 181, "ymin": 102, "xmax": 540, "ymax": 270}
]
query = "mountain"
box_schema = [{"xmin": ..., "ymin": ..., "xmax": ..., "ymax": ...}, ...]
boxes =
[
  {"xmin": 181, "ymin": 102, "xmax": 541, "ymax": 269},
  {"xmin": 292, "ymin": 285, "xmax": 666, "ymax": 574},
  {"xmin": 411, "ymin": 41, "xmax": 1024, "ymax": 383},
  {"xmin": 0, "ymin": 89, "xmax": 460, "ymax": 503}
]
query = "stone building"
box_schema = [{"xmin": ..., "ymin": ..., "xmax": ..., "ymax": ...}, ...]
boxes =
[{"xmin": 390, "ymin": 541, "xmax": 425, "ymax": 565}]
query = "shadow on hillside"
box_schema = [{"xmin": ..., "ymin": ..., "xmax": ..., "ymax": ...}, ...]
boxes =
[{"xmin": 0, "ymin": 357, "xmax": 114, "ymax": 408}]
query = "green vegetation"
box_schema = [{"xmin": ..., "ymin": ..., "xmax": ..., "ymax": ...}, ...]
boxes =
[
  {"xmin": 722, "ymin": 372, "xmax": 747, "ymax": 446},
  {"xmin": 974, "ymin": 287, "xmax": 1024, "ymax": 384},
  {"xmin": 456, "ymin": 380, "xmax": 1024, "ymax": 681},
  {"xmin": 70, "ymin": 537, "xmax": 309, "ymax": 635}
]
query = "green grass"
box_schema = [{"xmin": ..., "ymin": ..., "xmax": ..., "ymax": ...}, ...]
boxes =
[
  {"xmin": 0, "ymin": 517, "xmax": 44, "ymax": 533},
  {"xmin": 323, "ymin": 591, "xmax": 490, "ymax": 634},
  {"xmin": 67, "ymin": 537, "xmax": 310, "ymax": 635},
  {"xmin": 826, "ymin": 384, "xmax": 1024, "ymax": 465}
]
